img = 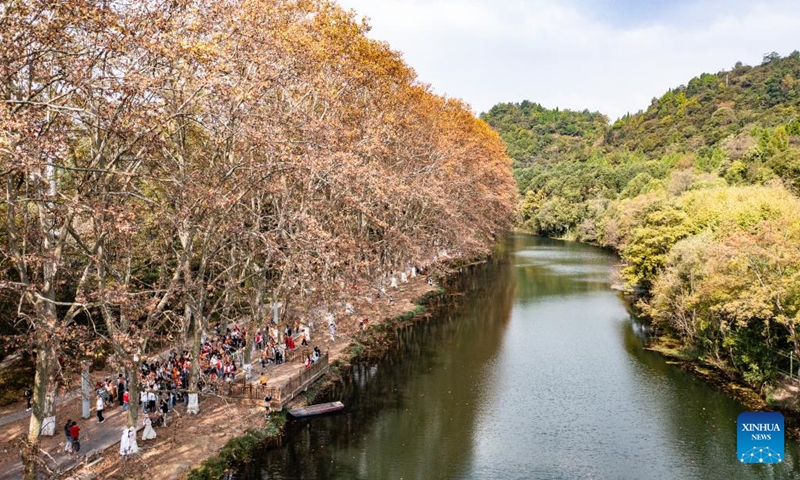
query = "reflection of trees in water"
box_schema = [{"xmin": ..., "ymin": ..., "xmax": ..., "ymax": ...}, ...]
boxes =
[
  {"xmin": 240, "ymin": 251, "xmax": 516, "ymax": 480},
  {"xmin": 621, "ymin": 312, "xmax": 800, "ymax": 479},
  {"xmin": 511, "ymin": 235, "xmax": 617, "ymax": 303}
]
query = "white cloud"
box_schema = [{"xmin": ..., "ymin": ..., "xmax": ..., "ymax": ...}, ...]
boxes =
[{"xmin": 336, "ymin": 0, "xmax": 800, "ymax": 120}]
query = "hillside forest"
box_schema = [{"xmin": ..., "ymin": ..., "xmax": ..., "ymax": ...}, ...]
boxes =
[
  {"xmin": 483, "ymin": 51, "xmax": 800, "ymax": 389},
  {"xmin": 0, "ymin": 1, "xmax": 517, "ymax": 476}
]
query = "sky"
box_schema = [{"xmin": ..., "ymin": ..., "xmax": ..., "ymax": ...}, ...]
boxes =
[{"xmin": 335, "ymin": 0, "xmax": 800, "ymax": 120}]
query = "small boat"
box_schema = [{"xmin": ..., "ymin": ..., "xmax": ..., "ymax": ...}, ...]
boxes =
[{"xmin": 288, "ymin": 401, "xmax": 345, "ymax": 418}]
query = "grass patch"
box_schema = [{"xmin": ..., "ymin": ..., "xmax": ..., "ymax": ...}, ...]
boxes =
[{"xmin": 395, "ymin": 304, "xmax": 426, "ymax": 322}]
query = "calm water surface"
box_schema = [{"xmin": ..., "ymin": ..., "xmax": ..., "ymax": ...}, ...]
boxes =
[{"xmin": 241, "ymin": 236, "xmax": 799, "ymax": 479}]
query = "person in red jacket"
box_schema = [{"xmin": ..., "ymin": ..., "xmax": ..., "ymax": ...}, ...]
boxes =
[{"xmin": 69, "ymin": 422, "xmax": 80, "ymax": 454}]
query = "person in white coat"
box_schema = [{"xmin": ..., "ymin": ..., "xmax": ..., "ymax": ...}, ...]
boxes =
[
  {"xmin": 120, "ymin": 426, "xmax": 139, "ymax": 459},
  {"xmin": 96, "ymin": 395, "xmax": 105, "ymax": 423},
  {"xmin": 141, "ymin": 416, "xmax": 157, "ymax": 440}
]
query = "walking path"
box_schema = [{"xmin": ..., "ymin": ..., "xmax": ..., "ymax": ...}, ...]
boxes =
[
  {"xmin": 0, "ymin": 389, "xmax": 82, "ymax": 429},
  {"xmin": 0, "ymin": 343, "xmax": 336, "ymax": 479},
  {"xmin": 1, "ymin": 402, "xmax": 142, "ymax": 479},
  {"xmin": 0, "ymin": 273, "xmax": 439, "ymax": 479},
  {"xmin": 0, "ymin": 358, "xmax": 311, "ymax": 479}
]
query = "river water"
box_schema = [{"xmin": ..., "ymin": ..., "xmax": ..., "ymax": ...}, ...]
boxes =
[{"xmin": 241, "ymin": 235, "xmax": 798, "ymax": 479}]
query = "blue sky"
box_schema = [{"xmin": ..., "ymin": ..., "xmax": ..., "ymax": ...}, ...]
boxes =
[{"xmin": 335, "ymin": 0, "xmax": 800, "ymax": 120}]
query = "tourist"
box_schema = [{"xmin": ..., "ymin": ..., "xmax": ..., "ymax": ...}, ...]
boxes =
[
  {"xmin": 260, "ymin": 372, "xmax": 268, "ymax": 387},
  {"xmin": 160, "ymin": 395, "xmax": 169, "ymax": 426},
  {"xmin": 96, "ymin": 393, "xmax": 105, "ymax": 423},
  {"xmin": 142, "ymin": 416, "xmax": 157, "ymax": 440},
  {"xmin": 304, "ymin": 354, "xmax": 312, "ymax": 369},
  {"xmin": 23, "ymin": 386, "xmax": 33, "ymax": 411},
  {"xmin": 122, "ymin": 389, "xmax": 130, "ymax": 411},
  {"xmin": 120, "ymin": 426, "xmax": 139, "ymax": 459},
  {"xmin": 260, "ymin": 348, "xmax": 270, "ymax": 369},
  {"xmin": 64, "ymin": 418, "xmax": 73, "ymax": 453},
  {"xmin": 147, "ymin": 390, "xmax": 157, "ymax": 413},
  {"xmin": 106, "ymin": 379, "xmax": 117, "ymax": 408},
  {"xmin": 117, "ymin": 374, "xmax": 126, "ymax": 407},
  {"xmin": 329, "ymin": 321, "xmax": 335, "ymax": 341},
  {"xmin": 69, "ymin": 421, "xmax": 80, "ymax": 454},
  {"xmin": 301, "ymin": 328, "xmax": 309, "ymax": 347},
  {"xmin": 96, "ymin": 381, "xmax": 111, "ymax": 407},
  {"xmin": 255, "ymin": 329, "xmax": 263, "ymax": 351}
]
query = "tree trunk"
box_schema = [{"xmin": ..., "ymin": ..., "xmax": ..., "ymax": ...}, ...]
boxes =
[
  {"xmin": 187, "ymin": 306, "xmax": 202, "ymax": 415},
  {"xmin": 41, "ymin": 379, "xmax": 57, "ymax": 436},
  {"xmin": 126, "ymin": 363, "xmax": 140, "ymax": 428},
  {"xmin": 788, "ymin": 321, "xmax": 800, "ymax": 373},
  {"xmin": 244, "ymin": 274, "xmax": 267, "ymax": 370},
  {"xmin": 23, "ymin": 335, "xmax": 57, "ymax": 479}
]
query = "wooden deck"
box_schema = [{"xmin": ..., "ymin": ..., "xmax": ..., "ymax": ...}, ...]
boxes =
[{"xmin": 229, "ymin": 353, "xmax": 329, "ymax": 411}]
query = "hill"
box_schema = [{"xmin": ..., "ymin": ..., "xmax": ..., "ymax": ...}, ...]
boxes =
[{"xmin": 482, "ymin": 51, "xmax": 800, "ymax": 389}]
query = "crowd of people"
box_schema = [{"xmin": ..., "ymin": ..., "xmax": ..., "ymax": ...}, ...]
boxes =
[
  {"xmin": 28, "ymin": 302, "xmax": 401, "ymax": 463},
  {"xmin": 43, "ymin": 302, "xmax": 399, "ymax": 461}
]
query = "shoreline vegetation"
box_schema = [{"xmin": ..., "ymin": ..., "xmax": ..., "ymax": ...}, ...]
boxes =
[
  {"xmin": 1, "ymin": 1, "xmax": 517, "ymax": 479},
  {"xmin": 521, "ymin": 231, "xmax": 800, "ymax": 437},
  {"xmin": 485, "ymin": 51, "xmax": 800, "ymax": 429},
  {"xmin": 645, "ymin": 334, "xmax": 800, "ymax": 440}
]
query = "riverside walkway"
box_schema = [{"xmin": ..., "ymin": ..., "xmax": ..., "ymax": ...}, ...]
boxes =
[
  {"xmin": 0, "ymin": 349, "xmax": 332, "ymax": 479},
  {"xmin": 0, "ymin": 273, "xmax": 438, "ymax": 479}
]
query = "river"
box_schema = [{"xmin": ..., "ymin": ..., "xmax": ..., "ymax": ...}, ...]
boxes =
[{"xmin": 240, "ymin": 235, "xmax": 799, "ymax": 479}]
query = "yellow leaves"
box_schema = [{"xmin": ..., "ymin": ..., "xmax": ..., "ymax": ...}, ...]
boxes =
[{"xmin": 181, "ymin": 39, "xmax": 217, "ymax": 63}]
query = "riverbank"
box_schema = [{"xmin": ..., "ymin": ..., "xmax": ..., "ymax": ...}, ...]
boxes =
[
  {"xmin": 65, "ymin": 274, "xmax": 442, "ymax": 480},
  {"xmin": 239, "ymin": 235, "xmax": 800, "ymax": 479},
  {"xmin": 646, "ymin": 335, "xmax": 800, "ymax": 440},
  {"xmin": 527, "ymin": 229, "xmax": 800, "ymax": 440}
]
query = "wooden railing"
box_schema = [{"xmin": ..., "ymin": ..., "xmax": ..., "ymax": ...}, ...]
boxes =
[
  {"xmin": 269, "ymin": 353, "xmax": 329, "ymax": 410},
  {"xmin": 226, "ymin": 353, "xmax": 329, "ymax": 411}
]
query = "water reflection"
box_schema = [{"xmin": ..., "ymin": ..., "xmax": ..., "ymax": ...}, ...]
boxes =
[
  {"xmin": 240, "ymin": 247, "xmax": 516, "ymax": 480},
  {"xmin": 241, "ymin": 236, "xmax": 798, "ymax": 480}
]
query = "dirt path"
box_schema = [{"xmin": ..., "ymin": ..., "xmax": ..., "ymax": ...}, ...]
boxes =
[{"xmin": 0, "ymin": 274, "xmax": 437, "ymax": 479}]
